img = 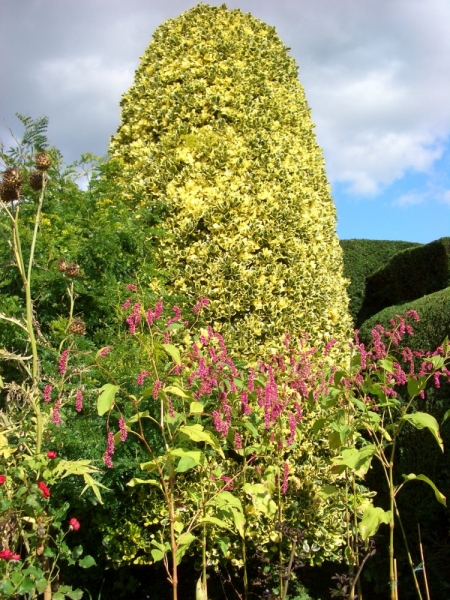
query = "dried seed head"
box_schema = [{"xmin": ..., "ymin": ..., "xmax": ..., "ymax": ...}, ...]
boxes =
[
  {"xmin": 29, "ymin": 170, "xmax": 47, "ymax": 191},
  {"xmin": 2, "ymin": 167, "xmax": 23, "ymax": 190},
  {"xmin": 57, "ymin": 259, "xmax": 68, "ymax": 272},
  {"xmin": 0, "ymin": 183, "xmax": 20, "ymax": 202},
  {"xmin": 64, "ymin": 262, "xmax": 80, "ymax": 277},
  {"xmin": 35, "ymin": 152, "xmax": 52, "ymax": 171},
  {"xmin": 69, "ymin": 318, "xmax": 86, "ymax": 336}
]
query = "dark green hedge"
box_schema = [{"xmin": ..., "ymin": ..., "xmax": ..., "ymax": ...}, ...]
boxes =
[
  {"xmin": 358, "ymin": 237, "xmax": 450, "ymax": 326},
  {"xmin": 358, "ymin": 288, "xmax": 450, "ymax": 600},
  {"xmin": 339, "ymin": 239, "xmax": 421, "ymax": 325}
]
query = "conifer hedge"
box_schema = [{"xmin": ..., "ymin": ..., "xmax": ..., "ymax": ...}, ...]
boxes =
[{"xmin": 109, "ymin": 3, "xmax": 351, "ymax": 360}]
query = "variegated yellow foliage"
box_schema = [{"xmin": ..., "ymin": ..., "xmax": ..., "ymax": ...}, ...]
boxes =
[{"xmin": 110, "ymin": 3, "xmax": 352, "ymax": 361}]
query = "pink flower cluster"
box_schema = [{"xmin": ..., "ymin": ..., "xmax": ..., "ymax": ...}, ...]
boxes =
[
  {"xmin": 59, "ymin": 349, "xmax": 69, "ymax": 374},
  {"xmin": 146, "ymin": 300, "xmax": 163, "ymax": 327},
  {"xmin": 0, "ymin": 549, "xmax": 20, "ymax": 561},
  {"xmin": 103, "ymin": 431, "xmax": 115, "ymax": 468}
]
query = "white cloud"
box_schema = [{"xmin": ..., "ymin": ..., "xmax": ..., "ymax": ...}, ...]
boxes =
[{"xmin": 1, "ymin": 0, "xmax": 450, "ymax": 198}]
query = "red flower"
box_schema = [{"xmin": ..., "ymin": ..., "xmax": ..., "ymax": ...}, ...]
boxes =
[
  {"xmin": 46, "ymin": 451, "xmax": 58, "ymax": 459},
  {"xmin": 0, "ymin": 475, "xmax": 6, "ymax": 485},
  {"xmin": 69, "ymin": 518, "xmax": 80, "ymax": 531},
  {"xmin": 37, "ymin": 481, "xmax": 50, "ymax": 499},
  {"xmin": 0, "ymin": 549, "xmax": 20, "ymax": 561}
]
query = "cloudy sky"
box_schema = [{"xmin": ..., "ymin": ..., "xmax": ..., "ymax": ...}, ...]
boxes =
[{"xmin": 1, "ymin": 0, "xmax": 449, "ymax": 243}]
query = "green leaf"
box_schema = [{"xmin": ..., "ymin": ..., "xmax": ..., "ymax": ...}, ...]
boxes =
[
  {"xmin": 126, "ymin": 411, "xmax": 150, "ymax": 423},
  {"xmin": 189, "ymin": 401, "xmax": 204, "ymax": 414},
  {"xmin": 175, "ymin": 532, "xmax": 196, "ymax": 565},
  {"xmin": 162, "ymin": 343, "xmax": 181, "ymax": 366},
  {"xmin": 17, "ymin": 578, "xmax": 35, "ymax": 595},
  {"xmin": 333, "ymin": 445, "xmax": 376, "ymax": 476},
  {"xmin": 378, "ymin": 359, "xmax": 394, "ymax": 374},
  {"xmin": 198, "ymin": 516, "xmax": 233, "ymax": 531},
  {"xmin": 151, "ymin": 548, "xmax": 165, "ymax": 562},
  {"xmin": 243, "ymin": 483, "xmax": 277, "ymax": 517},
  {"xmin": 78, "ymin": 555, "xmax": 96, "ymax": 568},
  {"xmin": 243, "ymin": 421, "xmax": 258, "ymax": 437},
  {"xmin": 171, "ymin": 448, "xmax": 203, "ymax": 472},
  {"xmin": 428, "ymin": 355, "xmax": 445, "ymax": 370},
  {"xmin": 401, "ymin": 412, "xmax": 443, "ymax": 452},
  {"xmin": 36, "ymin": 578, "xmax": 49, "ymax": 594},
  {"xmin": 442, "ymin": 409, "xmax": 450, "ymax": 425},
  {"xmin": 407, "ymin": 376, "xmax": 428, "ymax": 400},
  {"xmin": 402, "ymin": 474, "xmax": 446, "ymax": 506},
  {"xmin": 97, "ymin": 384, "xmax": 120, "ymax": 416},
  {"xmin": 66, "ymin": 589, "xmax": 84, "ymax": 600},
  {"xmin": 139, "ymin": 460, "xmax": 158, "ymax": 472},
  {"xmin": 72, "ymin": 545, "xmax": 83, "ymax": 559},
  {"xmin": 179, "ymin": 424, "xmax": 224, "ymax": 458},
  {"xmin": 0, "ymin": 580, "xmax": 15, "ymax": 596},
  {"xmin": 165, "ymin": 385, "xmax": 190, "ymax": 398},
  {"xmin": 358, "ymin": 505, "xmax": 391, "ymax": 541},
  {"xmin": 127, "ymin": 478, "xmax": 162, "ymax": 489}
]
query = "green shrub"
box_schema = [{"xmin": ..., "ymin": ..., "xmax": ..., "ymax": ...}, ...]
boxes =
[
  {"xmin": 109, "ymin": 3, "xmax": 352, "ymax": 361},
  {"xmin": 339, "ymin": 239, "xmax": 421, "ymax": 325},
  {"xmin": 357, "ymin": 237, "xmax": 450, "ymax": 325}
]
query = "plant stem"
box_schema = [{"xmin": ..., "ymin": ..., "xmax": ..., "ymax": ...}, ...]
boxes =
[{"xmin": 418, "ymin": 524, "xmax": 431, "ymax": 600}]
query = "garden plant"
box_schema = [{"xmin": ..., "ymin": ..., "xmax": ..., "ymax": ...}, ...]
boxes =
[{"xmin": 1, "ymin": 4, "xmax": 450, "ymax": 600}]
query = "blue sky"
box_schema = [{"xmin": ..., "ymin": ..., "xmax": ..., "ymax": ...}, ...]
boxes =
[{"xmin": 1, "ymin": 0, "xmax": 449, "ymax": 244}]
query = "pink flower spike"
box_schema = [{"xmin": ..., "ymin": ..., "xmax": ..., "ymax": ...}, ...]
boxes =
[
  {"xmin": 58, "ymin": 350, "xmax": 69, "ymax": 375},
  {"xmin": 126, "ymin": 284, "xmax": 137, "ymax": 292},
  {"xmin": 137, "ymin": 370, "xmax": 151, "ymax": 386},
  {"xmin": 46, "ymin": 451, "xmax": 58, "ymax": 459},
  {"xmin": 99, "ymin": 346, "xmax": 112, "ymax": 358},
  {"xmin": 121, "ymin": 298, "xmax": 132, "ymax": 311},
  {"xmin": 166, "ymin": 306, "xmax": 181, "ymax": 326},
  {"xmin": 44, "ymin": 384, "xmax": 52, "ymax": 403},
  {"xmin": 193, "ymin": 297, "xmax": 209, "ymax": 315},
  {"xmin": 152, "ymin": 379, "xmax": 162, "ymax": 399},
  {"xmin": 75, "ymin": 387, "xmax": 83, "ymax": 412},
  {"xmin": 119, "ymin": 417, "xmax": 127, "ymax": 442},
  {"xmin": 52, "ymin": 400, "xmax": 62, "ymax": 425},
  {"xmin": 38, "ymin": 481, "xmax": 51, "ymax": 499}
]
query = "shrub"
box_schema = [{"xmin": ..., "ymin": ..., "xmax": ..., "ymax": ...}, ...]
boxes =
[
  {"xmin": 339, "ymin": 239, "xmax": 421, "ymax": 325},
  {"xmin": 109, "ymin": 3, "xmax": 352, "ymax": 361},
  {"xmin": 357, "ymin": 237, "xmax": 450, "ymax": 325}
]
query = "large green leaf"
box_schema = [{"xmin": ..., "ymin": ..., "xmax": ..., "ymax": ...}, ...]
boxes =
[
  {"xmin": 332, "ymin": 445, "xmax": 377, "ymax": 476},
  {"xmin": 127, "ymin": 478, "xmax": 162, "ymax": 490},
  {"xmin": 175, "ymin": 532, "xmax": 196, "ymax": 565},
  {"xmin": 179, "ymin": 424, "xmax": 224, "ymax": 458},
  {"xmin": 402, "ymin": 473, "xmax": 446, "ymax": 506},
  {"xmin": 358, "ymin": 505, "xmax": 391, "ymax": 541},
  {"xmin": 171, "ymin": 448, "xmax": 203, "ymax": 472},
  {"xmin": 162, "ymin": 343, "xmax": 181, "ymax": 366},
  {"xmin": 407, "ymin": 376, "xmax": 428, "ymax": 400},
  {"xmin": 401, "ymin": 412, "xmax": 443, "ymax": 452},
  {"xmin": 165, "ymin": 385, "xmax": 190, "ymax": 398},
  {"xmin": 97, "ymin": 384, "xmax": 120, "ymax": 416},
  {"xmin": 78, "ymin": 555, "xmax": 96, "ymax": 568}
]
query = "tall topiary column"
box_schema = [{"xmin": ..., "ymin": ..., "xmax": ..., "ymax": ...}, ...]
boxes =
[{"xmin": 109, "ymin": 3, "xmax": 351, "ymax": 360}]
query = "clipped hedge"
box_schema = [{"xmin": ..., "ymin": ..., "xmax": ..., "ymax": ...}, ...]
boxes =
[
  {"xmin": 358, "ymin": 237, "xmax": 450, "ymax": 325},
  {"xmin": 358, "ymin": 287, "xmax": 450, "ymax": 600},
  {"xmin": 339, "ymin": 239, "xmax": 421, "ymax": 325},
  {"xmin": 109, "ymin": 3, "xmax": 352, "ymax": 361}
]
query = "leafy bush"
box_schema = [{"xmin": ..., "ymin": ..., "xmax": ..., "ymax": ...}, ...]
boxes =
[
  {"xmin": 358, "ymin": 238, "xmax": 450, "ymax": 325},
  {"xmin": 339, "ymin": 239, "xmax": 421, "ymax": 325},
  {"xmin": 109, "ymin": 3, "xmax": 352, "ymax": 361}
]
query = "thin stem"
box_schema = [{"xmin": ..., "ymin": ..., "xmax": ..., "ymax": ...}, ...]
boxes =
[
  {"xmin": 418, "ymin": 524, "xmax": 431, "ymax": 600},
  {"xmin": 394, "ymin": 502, "xmax": 423, "ymax": 600}
]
